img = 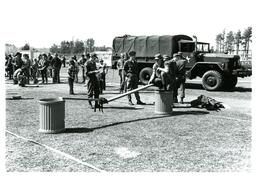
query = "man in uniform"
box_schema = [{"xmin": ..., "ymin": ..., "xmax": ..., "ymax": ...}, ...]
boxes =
[
  {"xmin": 13, "ymin": 52, "xmax": 24, "ymax": 84},
  {"xmin": 79, "ymin": 54, "xmax": 87, "ymax": 83},
  {"xmin": 51, "ymin": 53, "xmax": 62, "ymax": 83},
  {"xmin": 124, "ymin": 51, "xmax": 145, "ymax": 105},
  {"xmin": 21, "ymin": 54, "xmax": 31, "ymax": 84},
  {"xmin": 153, "ymin": 54, "xmax": 177, "ymax": 91},
  {"xmin": 85, "ymin": 53, "xmax": 100, "ymax": 108},
  {"xmin": 148, "ymin": 54, "xmax": 164, "ymax": 89},
  {"xmin": 117, "ymin": 53, "xmax": 127, "ymax": 93},
  {"xmin": 174, "ymin": 52, "xmax": 188, "ymax": 103}
]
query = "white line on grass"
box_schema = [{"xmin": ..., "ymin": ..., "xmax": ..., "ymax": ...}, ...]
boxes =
[{"xmin": 5, "ymin": 130, "xmax": 106, "ymax": 172}]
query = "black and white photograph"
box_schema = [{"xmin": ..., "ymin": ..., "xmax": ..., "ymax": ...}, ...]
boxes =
[{"xmin": 1, "ymin": 0, "xmax": 255, "ymax": 177}]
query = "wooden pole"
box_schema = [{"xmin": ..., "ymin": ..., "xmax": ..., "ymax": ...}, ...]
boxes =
[{"xmin": 107, "ymin": 84, "xmax": 154, "ymax": 103}]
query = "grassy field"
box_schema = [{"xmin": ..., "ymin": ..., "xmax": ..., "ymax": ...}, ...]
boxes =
[{"xmin": 5, "ymin": 67, "xmax": 251, "ymax": 172}]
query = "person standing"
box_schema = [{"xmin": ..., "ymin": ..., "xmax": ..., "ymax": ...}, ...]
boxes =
[
  {"xmin": 79, "ymin": 54, "xmax": 87, "ymax": 83},
  {"xmin": 117, "ymin": 53, "xmax": 127, "ymax": 93},
  {"xmin": 72, "ymin": 55, "xmax": 79, "ymax": 83},
  {"xmin": 174, "ymin": 52, "xmax": 187, "ymax": 103},
  {"xmin": 97, "ymin": 59, "xmax": 108, "ymax": 93},
  {"xmin": 85, "ymin": 53, "xmax": 100, "ymax": 108},
  {"xmin": 47, "ymin": 53, "xmax": 53, "ymax": 77},
  {"xmin": 31, "ymin": 58, "xmax": 39, "ymax": 84},
  {"xmin": 124, "ymin": 51, "xmax": 145, "ymax": 105},
  {"xmin": 62, "ymin": 55, "xmax": 66, "ymax": 67},
  {"xmin": 68, "ymin": 59, "xmax": 78, "ymax": 94},
  {"xmin": 6, "ymin": 55, "xmax": 13, "ymax": 80},
  {"xmin": 51, "ymin": 53, "xmax": 62, "ymax": 83},
  {"xmin": 38, "ymin": 54, "xmax": 48, "ymax": 84},
  {"xmin": 21, "ymin": 54, "xmax": 31, "ymax": 84}
]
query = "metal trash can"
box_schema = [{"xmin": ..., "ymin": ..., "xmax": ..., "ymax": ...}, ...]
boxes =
[
  {"xmin": 154, "ymin": 90, "xmax": 173, "ymax": 115},
  {"xmin": 39, "ymin": 97, "xmax": 65, "ymax": 133}
]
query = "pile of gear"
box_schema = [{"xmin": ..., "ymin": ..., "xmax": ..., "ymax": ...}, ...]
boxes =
[{"xmin": 190, "ymin": 95, "xmax": 225, "ymax": 111}]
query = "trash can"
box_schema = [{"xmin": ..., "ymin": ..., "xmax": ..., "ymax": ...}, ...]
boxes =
[
  {"xmin": 39, "ymin": 97, "xmax": 65, "ymax": 133},
  {"xmin": 154, "ymin": 90, "xmax": 173, "ymax": 115}
]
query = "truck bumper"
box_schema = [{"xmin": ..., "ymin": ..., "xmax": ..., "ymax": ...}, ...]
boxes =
[{"xmin": 232, "ymin": 69, "xmax": 252, "ymax": 77}]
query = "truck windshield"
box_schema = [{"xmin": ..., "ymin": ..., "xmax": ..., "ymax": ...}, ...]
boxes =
[
  {"xmin": 196, "ymin": 43, "xmax": 209, "ymax": 52},
  {"xmin": 180, "ymin": 43, "xmax": 195, "ymax": 52}
]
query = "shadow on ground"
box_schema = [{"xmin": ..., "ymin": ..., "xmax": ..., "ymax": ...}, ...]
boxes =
[{"xmin": 64, "ymin": 110, "xmax": 209, "ymax": 133}]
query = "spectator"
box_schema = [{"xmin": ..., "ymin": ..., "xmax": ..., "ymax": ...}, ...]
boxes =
[
  {"xmin": 72, "ymin": 55, "xmax": 79, "ymax": 83},
  {"xmin": 62, "ymin": 55, "xmax": 66, "ymax": 67},
  {"xmin": 51, "ymin": 53, "xmax": 62, "ymax": 83},
  {"xmin": 47, "ymin": 53, "xmax": 53, "ymax": 77},
  {"xmin": 38, "ymin": 54, "xmax": 48, "ymax": 84},
  {"xmin": 21, "ymin": 54, "xmax": 31, "ymax": 84},
  {"xmin": 31, "ymin": 58, "xmax": 39, "ymax": 84},
  {"xmin": 68, "ymin": 59, "xmax": 78, "ymax": 95},
  {"xmin": 6, "ymin": 54, "xmax": 13, "ymax": 80},
  {"xmin": 78, "ymin": 54, "xmax": 87, "ymax": 83},
  {"xmin": 97, "ymin": 59, "xmax": 108, "ymax": 94},
  {"xmin": 117, "ymin": 53, "xmax": 127, "ymax": 93}
]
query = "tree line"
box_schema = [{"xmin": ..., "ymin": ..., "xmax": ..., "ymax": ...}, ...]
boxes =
[
  {"xmin": 49, "ymin": 38, "xmax": 111, "ymax": 54},
  {"xmin": 215, "ymin": 27, "xmax": 252, "ymax": 58}
]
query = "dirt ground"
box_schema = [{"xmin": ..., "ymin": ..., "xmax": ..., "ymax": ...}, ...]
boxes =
[{"xmin": 5, "ymin": 67, "xmax": 252, "ymax": 172}]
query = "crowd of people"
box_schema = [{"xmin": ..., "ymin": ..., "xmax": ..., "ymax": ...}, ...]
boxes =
[{"xmin": 5, "ymin": 50, "xmax": 187, "ymax": 108}]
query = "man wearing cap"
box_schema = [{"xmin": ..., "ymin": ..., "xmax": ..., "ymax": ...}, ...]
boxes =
[
  {"xmin": 85, "ymin": 53, "xmax": 100, "ymax": 108},
  {"xmin": 117, "ymin": 53, "xmax": 128, "ymax": 93},
  {"xmin": 173, "ymin": 52, "xmax": 188, "ymax": 103},
  {"xmin": 148, "ymin": 54, "xmax": 164, "ymax": 89},
  {"xmin": 124, "ymin": 51, "xmax": 145, "ymax": 105},
  {"xmin": 155, "ymin": 54, "xmax": 177, "ymax": 91}
]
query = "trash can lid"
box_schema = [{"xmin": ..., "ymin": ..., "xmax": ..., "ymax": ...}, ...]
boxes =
[{"xmin": 39, "ymin": 97, "xmax": 64, "ymax": 104}]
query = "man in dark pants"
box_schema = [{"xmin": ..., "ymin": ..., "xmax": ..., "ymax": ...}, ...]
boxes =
[
  {"xmin": 85, "ymin": 53, "xmax": 100, "ymax": 108},
  {"xmin": 148, "ymin": 54, "xmax": 164, "ymax": 89},
  {"xmin": 174, "ymin": 52, "xmax": 187, "ymax": 103},
  {"xmin": 68, "ymin": 59, "xmax": 77, "ymax": 94},
  {"xmin": 124, "ymin": 51, "xmax": 145, "ymax": 105},
  {"xmin": 13, "ymin": 52, "xmax": 24, "ymax": 84},
  {"xmin": 51, "ymin": 53, "xmax": 62, "ymax": 83},
  {"xmin": 21, "ymin": 54, "xmax": 31, "ymax": 84}
]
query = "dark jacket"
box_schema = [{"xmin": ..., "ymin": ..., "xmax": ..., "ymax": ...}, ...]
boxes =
[{"xmin": 51, "ymin": 57, "xmax": 62, "ymax": 69}]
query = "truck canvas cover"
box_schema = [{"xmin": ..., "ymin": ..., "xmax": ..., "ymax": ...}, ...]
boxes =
[{"xmin": 112, "ymin": 35, "xmax": 192, "ymax": 57}]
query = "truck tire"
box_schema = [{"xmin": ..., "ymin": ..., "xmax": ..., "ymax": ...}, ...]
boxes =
[
  {"xmin": 202, "ymin": 70, "xmax": 223, "ymax": 91},
  {"xmin": 139, "ymin": 67, "xmax": 153, "ymax": 85},
  {"xmin": 222, "ymin": 75, "xmax": 238, "ymax": 90}
]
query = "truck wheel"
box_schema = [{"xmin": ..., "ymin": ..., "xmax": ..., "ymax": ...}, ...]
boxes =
[
  {"xmin": 139, "ymin": 67, "xmax": 153, "ymax": 85},
  {"xmin": 223, "ymin": 75, "xmax": 238, "ymax": 90},
  {"xmin": 202, "ymin": 70, "xmax": 223, "ymax": 91}
]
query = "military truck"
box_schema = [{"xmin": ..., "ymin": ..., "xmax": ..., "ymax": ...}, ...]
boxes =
[{"xmin": 111, "ymin": 34, "xmax": 252, "ymax": 91}]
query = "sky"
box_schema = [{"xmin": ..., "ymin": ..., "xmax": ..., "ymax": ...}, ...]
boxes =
[{"xmin": 1, "ymin": 0, "xmax": 254, "ymax": 48}]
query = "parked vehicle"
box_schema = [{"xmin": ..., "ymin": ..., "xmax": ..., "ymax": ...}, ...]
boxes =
[{"xmin": 112, "ymin": 34, "xmax": 252, "ymax": 91}]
